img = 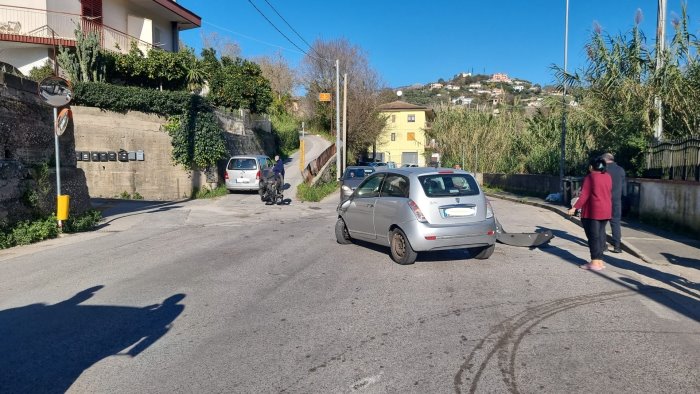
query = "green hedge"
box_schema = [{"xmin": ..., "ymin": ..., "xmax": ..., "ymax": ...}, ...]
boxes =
[{"xmin": 72, "ymin": 82, "xmax": 208, "ymax": 116}]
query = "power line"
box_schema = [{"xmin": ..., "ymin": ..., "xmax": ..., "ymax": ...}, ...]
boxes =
[
  {"xmin": 261, "ymin": 0, "xmax": 323, "ymax": 59},
  {"xmin": 202, "ymin": 20, "xmax": 305, "ymax": 55},
  {"xmin": 247, "ymin": 0, "xmax": 308, "ymax": 55}
]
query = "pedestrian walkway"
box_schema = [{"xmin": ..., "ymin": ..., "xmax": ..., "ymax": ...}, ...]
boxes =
[{"xmin": 487, "ymin": 191, "xmax": 700, "ymax": 269}]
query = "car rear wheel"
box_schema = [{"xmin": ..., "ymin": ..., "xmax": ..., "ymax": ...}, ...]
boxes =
[
  {"xmin": 469, "ymin": 244, "xmax": 495, "ymax": 259},
  {"xmin": 390, "ymin": 228, "xmax": 417, "ymax": 265},
  {"xmin": 335, "ymin": 218, "xmax": 352, "ymax": 244}
]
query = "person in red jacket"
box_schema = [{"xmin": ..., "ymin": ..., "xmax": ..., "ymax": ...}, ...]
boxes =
[{"xmin": 567, "ymin": 158, "xmax": 612, "ymax": 271}]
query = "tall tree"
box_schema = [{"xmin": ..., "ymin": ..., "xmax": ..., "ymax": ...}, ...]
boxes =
[
  {"xmin": 253, "ymin": 51, "xmax": 296, "ymax": 101},
  {"xmin": 300, "ymin": 38, "xmax": 386, "ymax": 160},
  {"xmin": 200, "ymin": 31, "xmax": 241, "ymax": 59}
]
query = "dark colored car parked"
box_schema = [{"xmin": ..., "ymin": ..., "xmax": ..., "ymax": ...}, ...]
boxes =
[{"xmin": 340, "ymin": 166, "xmax": 375, "ymax": 201}]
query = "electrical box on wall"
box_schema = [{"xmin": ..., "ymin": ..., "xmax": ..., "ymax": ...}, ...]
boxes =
[
  {"xmin": 76, "ymin": 151, "xmax": 82, "ymax": 161},
  {"xmin": 128, "ymin": 151, "xmax": 136, "ymax": 161},
  {"xmin": 91, "ymin": 152, "xmax": 100, "ymax": 162},
  {"xmin": 82, "ymin": 152, "xmax": 90, "ymax": 161},
  {"xmin": 136, "ymin": 150, "xmax": 144, "ymax": 161},
  {"xmin": 99, "ymin": 152, "xmax": 108, "ymax": 162},
  {"xmin": 107, "ymin": 151, "xmax": 117, "ymax": 161}
]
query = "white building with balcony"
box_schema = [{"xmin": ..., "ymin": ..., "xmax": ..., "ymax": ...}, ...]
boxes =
[{"xmin": 0, "ymin": 0, "xmax": 200, "ymax": 75}]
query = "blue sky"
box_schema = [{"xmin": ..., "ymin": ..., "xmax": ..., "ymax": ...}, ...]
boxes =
[{"xmin": 177, "ymin": 0, "xmax": 694, "ymax": 88}]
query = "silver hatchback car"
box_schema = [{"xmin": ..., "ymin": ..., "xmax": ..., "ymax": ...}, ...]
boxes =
[
  {"xmin": 224, "ymin": 155, "xmax": 274, "ymax": 192},
  {"xmin": 335, "ymin": 167, "xmax": 496, "ymax": 265}
]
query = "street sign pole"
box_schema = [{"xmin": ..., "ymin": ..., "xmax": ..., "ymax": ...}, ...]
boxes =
[
  {"xmin": 53, "ymin": 107, "xmax": 61, "ymax": 198},
  {"xmin": 39, "ymin": 76, "xmax": 73, "ymax": 228}
]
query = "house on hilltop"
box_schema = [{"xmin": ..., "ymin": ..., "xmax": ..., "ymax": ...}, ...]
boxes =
[
  {"xmin": 0, "ymin": 0, "xmax": 201, "ymax": 75},
  {"xmin": 487, "ymin": 73, "xmax": 512, "ymax": 84},
  {"xmin": 376, "ymin": 100, "xmax": 435, "ymax": 166}
]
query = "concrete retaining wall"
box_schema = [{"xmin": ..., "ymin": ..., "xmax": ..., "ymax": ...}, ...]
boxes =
[
  {"xmin": 635, "ymin": 179, "xmax": 700, "ymax": 234},
  {"xmin": 73, "ymin": 106, "xmax": 271, "ymax": 200}
]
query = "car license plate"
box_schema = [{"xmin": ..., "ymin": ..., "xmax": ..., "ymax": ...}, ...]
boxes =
[
  {"xmin": 236, "ymin": 178, "xmax": 249, "ymax": 183},
  {"xmin": 444, "ymin": 207, "xmax": 475, "ymax": 217}
]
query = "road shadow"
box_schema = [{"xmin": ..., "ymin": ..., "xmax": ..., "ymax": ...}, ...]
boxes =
[
  {"xmin": 604, "ymin": 254, "xmax": 700, "ymax": 300},
  {"xmin": 617, "ymin": 277, "xmax": 699, "ymax": 322},
  {"xmin": 542, "ymin": 228, "xmax": 699, "ymax": 322},
  {"xmin": 92, "ymin": 199, "xmax": 184, "ymax": 229},
  {"xmin": 661, "ymin": 252, "xmax": 700, "ymax": 270},
  {"xmin": 348, "ymin": 239, "xmax": 485, "ymax": 263},
  {"xmin": 0, "ymin": 286, "xmax": 185, "ymax": 393},
  {"xmin": 537, "ymin": 226, "xmax": 587, "ymax": 247}
]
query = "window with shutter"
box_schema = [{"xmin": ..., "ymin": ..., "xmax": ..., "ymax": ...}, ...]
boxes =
[{"xmin": 81, "ymin": 0, "xmax": 103, "ymax": 21}]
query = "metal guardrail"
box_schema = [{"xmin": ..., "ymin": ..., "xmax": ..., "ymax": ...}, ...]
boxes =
[
  {"xmin": 302, "ymin": 144, "xmax": 336, "ymax": 184},
  {"xmin": 0, "ymin": 5, "xmax": 154, "ymax": 53},
  {"xmin": 645, "ymin": 136, "xmax": 700, "ymax": 181}
]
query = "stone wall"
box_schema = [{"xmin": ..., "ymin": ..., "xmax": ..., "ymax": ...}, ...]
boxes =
[
  {"xmin": 73, "ymin": 106, "xmax": 272, "ymax": 200},
  {"xmin": 0, "ymin": 73, "xmax": 91, "ymax": 223}
]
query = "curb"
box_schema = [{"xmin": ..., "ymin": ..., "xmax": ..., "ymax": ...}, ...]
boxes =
[{"xmin": 486, "ymin": 193, "xmax": 656, "ymax": 265}]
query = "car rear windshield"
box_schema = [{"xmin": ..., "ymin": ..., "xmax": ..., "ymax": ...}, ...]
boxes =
[
  {"xmin": 229, "ymin": 158, "xmax": 257, "ymax": 170},
  {"xmin": 418, "ymin": 174, "xmax": 480, "ymax": 197},
  {"xmin": 343, "ymin": 168, "xmax": 373, "ymax": 179}
]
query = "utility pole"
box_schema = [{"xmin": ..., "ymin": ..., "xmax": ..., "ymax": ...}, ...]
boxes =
[
  {"xmin": 559, "ymin": 0, "xmax": 570, "ymax": 200},
  {"xmin": 342, "ymin": 73, "xmax": 348, "ymax": 173},
  {"xmin": 335, "ymin": 59, "xmax": 341, "ymax": 180},
  {"xmin": 654, "ymin": 0, "xmax": 667, "ymax": 140},
  {"xmin": 299, "ymin": 121, "xmax": 305, "ymax": 172}
]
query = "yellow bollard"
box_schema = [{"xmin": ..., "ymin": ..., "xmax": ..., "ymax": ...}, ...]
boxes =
[{"xmin": 57, "ymin": 195, "xmax": 70, "ymax": 221}]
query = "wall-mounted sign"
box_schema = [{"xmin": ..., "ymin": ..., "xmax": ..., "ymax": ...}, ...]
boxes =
[{"xmin": 319, "ymin": 93, "xmax": 331, "ymax": 102}]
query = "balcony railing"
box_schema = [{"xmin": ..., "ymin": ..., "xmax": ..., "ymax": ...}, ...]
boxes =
[{"xmin": 0, "ymin": 5, "xmax": 154, "ymax": 53}]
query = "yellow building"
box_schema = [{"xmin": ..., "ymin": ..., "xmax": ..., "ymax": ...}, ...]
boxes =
[{"xmin": 376, "ymin": 101, "xmax": 434, "ymax": 166}]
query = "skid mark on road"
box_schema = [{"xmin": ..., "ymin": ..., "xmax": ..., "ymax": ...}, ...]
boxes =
[
  {"xmin": 453, "ymin": 289, "xmax": 635, "ymax": 394},
  {"xmin": 279, "ymin": 301, "xmax": 516, "ymax": 393}
]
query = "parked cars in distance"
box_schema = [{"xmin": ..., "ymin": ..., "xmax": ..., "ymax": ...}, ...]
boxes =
[
  {"xmin": 340, "ymin": 166, "xmax": 375, "ymax": 201},
  {"xmin": 335, "ymin": 167, "xmax": 496, "ymax": 265},
  {"xmin": 224, "ymin": 155, "xmax": 274, "ymax": 192},
  {"xmin": 402, "ymin": 163, "xmax": 419, "ymax": 167}
]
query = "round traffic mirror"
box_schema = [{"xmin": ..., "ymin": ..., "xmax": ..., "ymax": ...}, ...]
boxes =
[{"xmin": 38, "ymin": 76, "xmax": 73, "ymax": 107}]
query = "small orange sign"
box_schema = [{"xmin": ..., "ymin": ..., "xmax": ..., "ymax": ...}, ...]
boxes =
[{"xmin": 319, "ymin": 93, "xmax": 332, "ymax": 102}]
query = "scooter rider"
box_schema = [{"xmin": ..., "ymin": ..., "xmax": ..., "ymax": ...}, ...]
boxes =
[{"xmin": 272, "ymin": 155, "xmax": 285, "ymax": 190}]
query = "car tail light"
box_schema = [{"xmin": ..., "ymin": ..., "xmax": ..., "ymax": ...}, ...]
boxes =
[
  {"xmin": 256, "ymin": 170, "xmax": 261, "ymax": 181},
  {"xmin": 408, "ymin": 199, "xmax": 427, "ymax": 222},
  {"xmin": 486, "ymin": 201, "xmax": 494, "ymax": 218},
  {"xmin": 487, "ymin": 230, "xmax": 495, "ymax": 236},
  {"xmin": 424, "ymin": 235, "xmax": 436, "ymax": 240},
  {"xmin": 224, "ymin": 171, "xmax": 229, "ymax": 180},
  {"xmin": 438, "ymin": 170, "xmax": 454, "ymax": 174}
]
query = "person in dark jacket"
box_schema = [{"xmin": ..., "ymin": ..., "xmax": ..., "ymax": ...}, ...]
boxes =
[
  {"xmin": 568, "ymin": 158, "xmax": 613, "ymax": 271},
  {"xmin": 601, "ymin": 152, "xmax": 626, "ymax": 253},
  {"xmin": 272, "ymin": 155, "xmax": 285, "ymax": 190}
]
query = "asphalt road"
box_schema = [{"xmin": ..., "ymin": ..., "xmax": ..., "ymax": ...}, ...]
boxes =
[{"xmin": 0, "ymin": 151, "xmax": 698, "ymax": 393}]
